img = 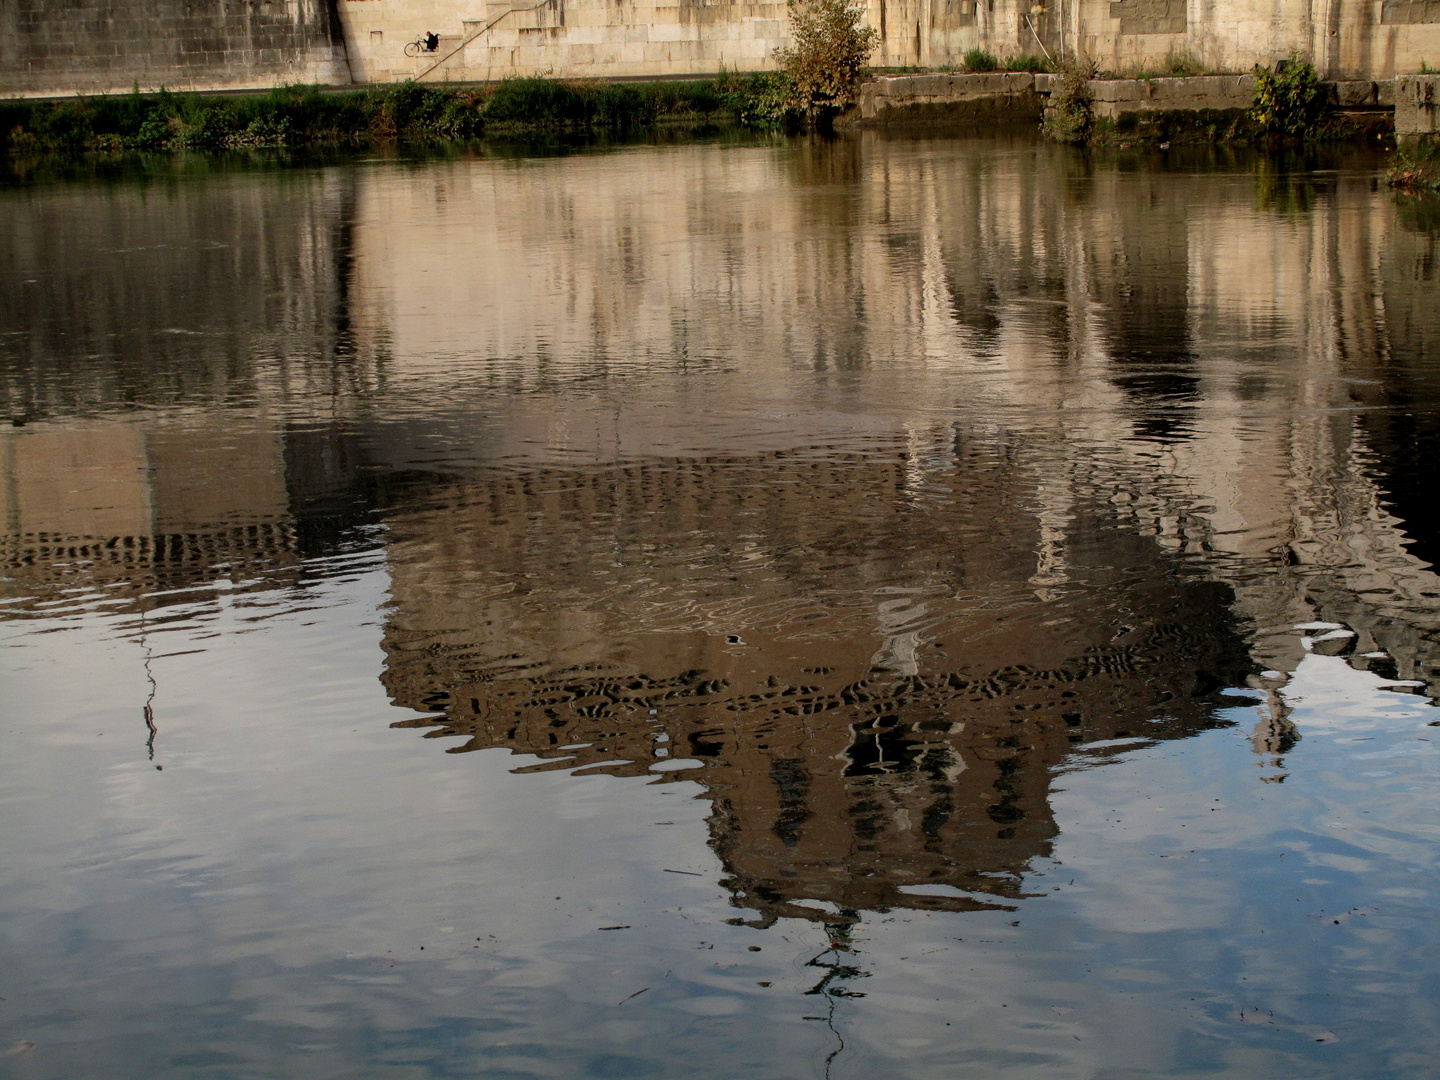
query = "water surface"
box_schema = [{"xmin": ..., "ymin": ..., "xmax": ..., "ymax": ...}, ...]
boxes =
[{"xmin": 2, "ymin": 134, "xmax": 1439, "ymax": 1078}]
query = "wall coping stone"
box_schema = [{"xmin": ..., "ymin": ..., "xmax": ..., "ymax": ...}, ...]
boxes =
[{"xmin": 862, "ymin": 73, "xmax": 1409, "ymax": 117}]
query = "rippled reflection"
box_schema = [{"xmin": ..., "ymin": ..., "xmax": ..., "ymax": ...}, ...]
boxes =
[{"xmin": 2, "ymin": 136, "xmax": 1438, "ymax": 1077}]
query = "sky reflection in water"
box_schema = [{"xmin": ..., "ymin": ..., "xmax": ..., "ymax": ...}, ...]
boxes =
[{"xmin": 1, "ymin": 134, "xmax": 1439, "ymax": 1079}]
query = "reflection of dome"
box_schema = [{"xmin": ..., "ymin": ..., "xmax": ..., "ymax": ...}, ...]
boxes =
[{"xmin": 378, "ymin": 446, "xmax": 1256, "ymax": 924}]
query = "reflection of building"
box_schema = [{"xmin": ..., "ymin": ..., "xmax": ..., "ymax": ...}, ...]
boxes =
[
  {"xmin": 334, "ymin": 137, "xmax": 1440, "ymax": 687},
  {"xmin": 3, "ymin": 140, "xmax": 1440, "ymax": 920},
  {"xmin": 375, "ymin": 449, "xmax": 1253, "ymax": 922},
  {"xmin": 0, "ymin": 420, "xmax": 297, "ymax": 609},
  {"xmin": 0, "ymin": 168, "xmax": 368, "ymax": 613}
]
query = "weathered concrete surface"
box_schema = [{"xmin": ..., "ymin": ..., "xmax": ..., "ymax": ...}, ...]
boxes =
[
  {"xmin": 1330, "ymin": 80, "xmax": 1395, "ymax": 108},
  {"xmin": 0, "ymin": 0, "xmax": 350, "ymax": 97},
  {"xmin": 1396, "ymin": 75, "xmax": 1440, "ymax": 135},
  {"xmin": 861, "ymin": 73, "xmax": 1256, "ymax": 126},
  {"xmin": 855, "ymin": 72, "xmax": 1039, "ymax": 123},
  {"xmin": 1089, "ymin": 74, "xmax": 1253, "ymax": 119},
  {"xmin": 859, "ymin": 71, "xmax": 1409, "ymax": 127}
]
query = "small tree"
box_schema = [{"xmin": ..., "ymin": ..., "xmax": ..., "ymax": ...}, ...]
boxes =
[{"xmin": 778, "ymin": 0, "xmax": 879, "ymax": 121}]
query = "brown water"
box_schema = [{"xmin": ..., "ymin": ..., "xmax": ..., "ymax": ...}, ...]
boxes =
[{"xmin": 1, "ymin": 134, "xmax": 1439, "ymax": 1079}]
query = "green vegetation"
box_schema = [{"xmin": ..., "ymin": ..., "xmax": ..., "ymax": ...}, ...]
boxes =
[
  {"xmin": 1003, "ymin": 54, "xmax": 1052, "ymax": 74},
  {"xmin": 0, "ymin": 77, "xmax": 785, "ymax": 157},
  {"xmin": 716, "ymin": 72, "xmax": 792, "ymax": 128},
  {"xmin": 1043, "ymin": 60, "xmax": 1095, "ymax": 144},
  {"xmin": 777, "ymin": 0, "xmax": 879, "ymax": 121},
  {"xmin": 963, "ymin": 49, "xmax": 998, "ymax": 73},
  {"xmin": 1388, "ymin": 139, "xmax": 1440, "ymax": 193},
  {"xmin": 1250, "ymin": 57, "xmax": 1326, "ymax": 136}
]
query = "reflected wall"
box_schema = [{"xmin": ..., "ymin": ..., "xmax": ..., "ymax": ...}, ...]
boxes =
[{"xmin": 2, "ymin": 137, "xmax": 1437, "ymax": 923}]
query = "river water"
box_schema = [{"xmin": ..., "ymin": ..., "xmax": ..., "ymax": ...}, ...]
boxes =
[{"xmin": 1, "ymin": 133, "xmax": 1438, "ymax": 1079}]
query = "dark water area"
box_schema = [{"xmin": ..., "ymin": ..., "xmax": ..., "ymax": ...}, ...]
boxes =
[{"xmin": 1, "ymin": 132, "xmax": 1439, "ymax": 1079}]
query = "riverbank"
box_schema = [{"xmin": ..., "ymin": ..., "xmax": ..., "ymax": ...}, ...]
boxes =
[
  {"xmin": 0, "ymin": 76, "xmax": 786, "ymax": 158},
  {"xmin": 4, "ymin": 69, "xmax": 1434, "ymax": 163}
]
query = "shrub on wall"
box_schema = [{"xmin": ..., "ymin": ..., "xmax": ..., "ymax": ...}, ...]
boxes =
[
  {"xmin": 1250, "ymin": 57, "xmax": 1325, "ymax": 136},
  {"xmin": 778, "ymin": 0, "xmax": 879, "ymax": 121},
  {"xmin": 964, "ymin": 49, "xmax": 998, "ymax": 73},
  {"xmin": 1004, "ymin": 54, "xmax": 1052, "ymax": 74},
  {"xmin": 1043, "ymin": 60, "xmax": 1096, "ymax": 144}
]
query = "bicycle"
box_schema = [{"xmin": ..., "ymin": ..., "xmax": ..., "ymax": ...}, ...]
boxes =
[{"xmin": 404, "ymin": 38, "xmax": 439, "ymax": 57}]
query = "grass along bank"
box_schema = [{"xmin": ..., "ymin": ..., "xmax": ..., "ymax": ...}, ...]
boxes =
[{"xmin": 0, "ymin": 75, "xmax": 790, "ymax": 157}]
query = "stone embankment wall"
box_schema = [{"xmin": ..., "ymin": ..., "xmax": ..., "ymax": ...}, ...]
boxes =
[
  {"xmin": 1397, "ymin": 75, "xmax": 1440, "ymax": 135},
  {"xmin": 336, "ymin": 0, "xmax": 787, "ymax": 84},
  {"xmin": 855, "ymin": 70, "xmax": 1421, "ymax": 129},
  {"xmin": 1, "ymin": 0, "xmax": 1438, "ymax": 97},
  {"xmin": 8, "ymin": 0, "xmax": 1440, "ymax": 97},
  {"xmin": 0, "ymin": 0, "xmax": 349, "ymax": 97},
  {"xmin": 339, "ymin": 0, "xmax": 1440, "ymax": 86}
]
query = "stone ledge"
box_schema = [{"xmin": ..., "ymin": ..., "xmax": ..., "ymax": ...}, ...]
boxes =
[
  {"xmin": 858, "ymin": 72, "xmax": 1411, "ymax": 127},
  {"xmin": 1088, "ymin": 75, "xmax": 1253, "ymax": 117},
  {"xmin": 857, "ymin": 72, "xmax": 1036, "ymax": 120}
]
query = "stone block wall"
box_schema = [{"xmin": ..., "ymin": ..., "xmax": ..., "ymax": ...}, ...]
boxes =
[
  {"xmin": 0, "ymin": 0, "xmax": 350, "ymax": 97},
  {"xmin": 859, "ymin": 0, "xmax": 1043, "ymax": 71},
  {"xmin": 1089, "ymin": 73, "xmax": 1253, "ymax": 117},
  {"xmin": 855, "ymin": 71, "xmax": 1039, "ymax": 121},
  {"xmin": 1108, "ymin": 0, "xmax": 1186, "ymax": 36},
  {"xmin": 368, "ymin": 0, "xmax": 1440, "ymax": 86},
  {"xmin": 1383, "ymin": 0, "xmax": 1440, "ymax": 24},
  {"xmin": 1396, "ymin": 74, "xmax": 1439, "ymax": 134},
  {"xmin": 2, "ymin": 0, "xmax": 1438, "ymax": 97},
  {"xmin": 338, "ymin": 0, "xmax": 789, "ymax": 82},
  {"xmin": 1075, "ymin": 0, "xmax": 1440, "ymax": 81},
  {"xmin": 860, "ymin": 71, "xmax": 1403, "ymax": 125}
]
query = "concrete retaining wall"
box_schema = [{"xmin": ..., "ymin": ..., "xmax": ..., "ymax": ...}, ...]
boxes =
[
  {"xmin": 855, "ymin": 71, "xmax": 1040, "ymax": 123},
  {"xmin": 1090, "ymin": 76, "xmax": 1394, "ymax": 118},
  {"xmin": 857, "ymin": 71, "xmax": 1404, "ymax": 126},
  {"xmin": 1396, "ymin": 75, "xmax": 1440, "ymax": 135},
  {"xmin": 1088, "ymin": 74, "xmax": 1253, "ymax": 118},
  {"xmin": 0, "ymin": 0, "xmax": 350, "ymax": 97}
]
